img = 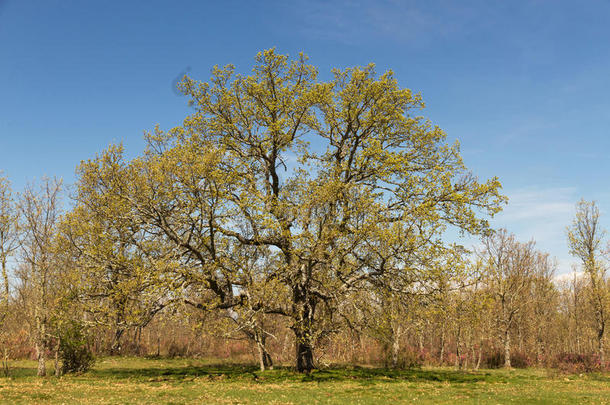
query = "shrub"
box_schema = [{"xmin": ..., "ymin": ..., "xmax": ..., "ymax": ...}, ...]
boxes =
[
  {"xmin": 550, "ymin": 353, "xmax": 602, "ymax": 374},
  {"xmin": 482, "ymin": 349, "xmax": 530, "ymax": 369},
  {"xmin": 167, "ymin": 341, "xmax": 188, "ymax": 358},
  {"xmin": 483, "ymin": 349, "xmax": 504, "ymax": 369},
  {"xmin": 384, "ymin": 347, "xmax": 423, "ymax": 369},
  {"xmin": 58, "ymin": 321, "xmax": 95, "ymax": 374}
]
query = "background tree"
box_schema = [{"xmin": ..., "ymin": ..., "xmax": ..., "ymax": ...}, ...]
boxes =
[
  {"xmin": 17, "ymin": 178, "xmax": 62, "ymax": 376},
  {"xmin": 567, "ymin": 199, "xmax": 608, "ymax": 365},
  {"xmin": 481, "ymin": 230, "xmax": 536, "ymax": 368},
  {"xmin": 0, "ymin": 174, "xmax": 20, "ymax": 374},
  {"xmin": 61, "ymin": 145, "xmax": 174, "ymax": 354}
]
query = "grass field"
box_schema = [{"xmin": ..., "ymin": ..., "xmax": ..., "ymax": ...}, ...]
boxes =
[{"xmin": 0, "ymin": 357, "xmax": 609, "ymax": 404}]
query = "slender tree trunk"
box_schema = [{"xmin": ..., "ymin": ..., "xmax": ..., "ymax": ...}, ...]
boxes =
[
  {"xmin": 256, "ymin": 340, "xmax": 266, "ymax": 371},
  {"xmin": 455, "ymin": 325, "xmax": 461, "ymax": 369},
  {"xmin": 1, "ymin": 259, "xmax": 9, "ymax": 377},
  {"xmin": 54, "ymin": 337, "xmax": 61, "ymax": 377},
  {"xmin": 2, "ymin": 347, "xmax": 9, "ymax": 377},
  {"xmin": 503, "ymin": 328, "xmax": 511, "ymax": 368},
  {"xmin": 263, "ymin": 351, "xmax": 273, "ymax": 370},
  {"xmin": 439, "ymin": 328, "xmax": 445, "ymax": 365},
  {"xmin": 598, "ymin": 327, "xmax": 605, "ymax": 366},
  {"xmin": 35, "ymin": 308, "xmax": 46, "ymax": 377},
  {"xmin": 391, "ymin": 324, "xmax": 401, "ymax": 368},
  {"xmin": 1, "ymin": 258, "xmax": 8, "ymax": 314},
  {"xmin": 254, "ymin": 332, "xmax": 273, "ymax": 371},
  {"xmin": 475, "ymin": 342, "xmax": 482, "ymax": 370}
]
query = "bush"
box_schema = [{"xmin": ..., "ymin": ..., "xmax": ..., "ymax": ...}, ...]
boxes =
[
  {"xmin": 58, "ymin": 321, "xmax": 95, "ymax": 374},
  {"xmin": 167, "ymin": 341, "xmax": 188, "ymax": 358},
  {"xmin": 482, "ymin": 349, "xmax": 531, "ymax": 369},
  {"xmin": 384, "ymin": 346, "xmax": 423, "ymax": 369},
  {"xmin": 550, "ymin": 353, "xmax": 602, "ymax": 374},
  {"xmin": 482, "ymin": 349, "xmax": 504, "ymax": 368}
]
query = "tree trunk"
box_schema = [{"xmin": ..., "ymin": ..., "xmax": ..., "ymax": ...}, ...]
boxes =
[
  {"xmin": 598, "ymin": 328, "xmax": 605, "ymax": 366},
  {"xmin": 2, "ymin": 347, "xmax": 9, "ymax": 377},
  {"xmin": 475, "ymin": 343, "xmax": 482, "ymax": 370},
  {"xmin": 255, "ymin": 332, "xmax": 273, "ymax": 371},
  {"xmin": 54, "ymin": 337, "xmax": 61, "ymax": 377},
  {"xmin": 36, "ymin": 342, "xmax": 46, "ymax": 377},
  {"xmin": 35, "ymin": 308, "xmax": 46, "ymax": 377},
  {"xmin": 439, "ymin": 328, "xmax": 445, "ymax": 365},
  {"xmin": 503, "ymin": 328, "xmax": 511, "ymax": 368},
  {"xmin": 1, "ymin": 258, "xmax": 8, "ymax": 314},
  {"xmin": 455, "ymin": 325, "xmax": 461, "ymax": 369},
  {"xmin": 390, "ymin": 324, "xmax": 402, "ymax": 368},
  {"xmin": 110, "ymin": 328, "xmax": 124, "ymax": 355},
  {"xmin": 263, "ymin": 351, "xmax": 273, "ymax": 370},
  {"xmin": 293, "ymin": 284, "xmax": 316, "ymax": 373},
  {"xmin": 295, "ymin": 328, "xmax": 314, "ymax": 373},
  {"xmin": 256, "ymin": 340, "xmax": 266, "ymax": 371}
]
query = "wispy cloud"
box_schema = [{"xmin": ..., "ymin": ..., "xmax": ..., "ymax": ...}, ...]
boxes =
[
  {"xmin": 290, "ymin": 0, "xmax": 481, "ymax": 46},
  {"xmin": 492, "ymin": 186, "xmax": 579, "ymax": 275},
  {"xmin": 554, "ymin": 269, "xmax": 584, "ymax": 285}
]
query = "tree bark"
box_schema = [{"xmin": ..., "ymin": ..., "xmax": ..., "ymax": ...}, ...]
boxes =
[
  {"xmin": 2, "ymin": 347, "xmax": 8, "ymax": 377},
  {"xmin": 255, "ymin": 332, "xmax": 273, "ymax": 371},
  {"xmin": 439, "ymin": 328, "xmax": 445, "ymax": 365},
  {"xmin": 295, "ymin": 327, "xmax": 314, "ymax": 373},
  {"xmin": 36, "ymin": 342, "xmax": 46, "ymax": 377},
  {"xmin": 391, "ymin": 325, "xmax": 401, "ymax": 368},
  {"xmin": 598, "ymin": 327, "xmax": 605, "ymax": 366},
  {"xmin": 35, "ymin": 308, "xmax": 46, "ymax": 377},
  {"xmin": 293, "ymin": 282, "xmax": 316, "ymax": 373},
  {"xmin": 503, "ymin": 328, "xmax": 511, "ymax": 368},
  {"xmin": 455, "ymin": 325, "xmax": 461, "ymax": 369},
  {"xmin": 110, "ymin": 328, "xmax": 125, "ymax": 355},
  {"xmin": 54, "ymin": 337, "xmax": 61, "ymax": 377}
]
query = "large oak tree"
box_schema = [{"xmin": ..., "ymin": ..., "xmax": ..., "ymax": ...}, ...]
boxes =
[{"xmin": 79, "ymin": 49, "xmax": 505, "ymax": 372}]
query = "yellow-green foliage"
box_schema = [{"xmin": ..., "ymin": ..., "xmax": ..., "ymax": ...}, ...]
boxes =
[{"xmin": 67, "ymin": 49, "xmax": 507, "ymax": 370}]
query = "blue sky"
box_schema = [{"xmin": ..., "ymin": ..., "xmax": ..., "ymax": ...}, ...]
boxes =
[{"xmin": 1, "ymin": 0, "xmax": 609, "ymax": 274}]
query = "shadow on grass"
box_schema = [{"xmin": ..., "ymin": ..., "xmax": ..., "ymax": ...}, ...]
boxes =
[{"xmin": 86, "ymin": 361, "xmax": 498, "ymax": 385}]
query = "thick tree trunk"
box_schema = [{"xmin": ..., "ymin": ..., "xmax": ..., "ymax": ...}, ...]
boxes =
[
  {"xmin": 295, "ymin": 328, "xmax": 314, "ymax": 373},
  {"xmin": 292, "ymin": 282, "xmax": 316, "ymax": 373},
  {"xmin": 110, "ymin": 328, "xmax": 124, "ymax": 355}
]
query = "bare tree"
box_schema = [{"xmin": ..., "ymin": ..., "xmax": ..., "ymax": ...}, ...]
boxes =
[
  {"xmin": 18, "ymin": 178, "xmax": 62, "ymax": 376},
  {"xmin": 567, "ymin": 200, "xmax": 608, "ymax": 365},
  {"xmin": 482, "ymin": 230, "xmax": 535, "ymax": 368},
  {"xmin": 0, "ymin": 174, "xmax": 20, "ymax": 374}
]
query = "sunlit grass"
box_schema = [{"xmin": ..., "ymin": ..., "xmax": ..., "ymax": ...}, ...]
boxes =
[{"xmin": 0, "ymin": 357, "xmax": 609, "ymax": 404}]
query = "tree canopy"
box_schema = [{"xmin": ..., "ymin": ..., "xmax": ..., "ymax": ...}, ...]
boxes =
[{"xmin": 72, "ymin": 49, "xmax": 505, "ymax": 372}]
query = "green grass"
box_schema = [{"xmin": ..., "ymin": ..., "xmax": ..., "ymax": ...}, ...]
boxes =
[{"xmin": 0, "ymin": 357, "xmax": 609, "ymax": 404}]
